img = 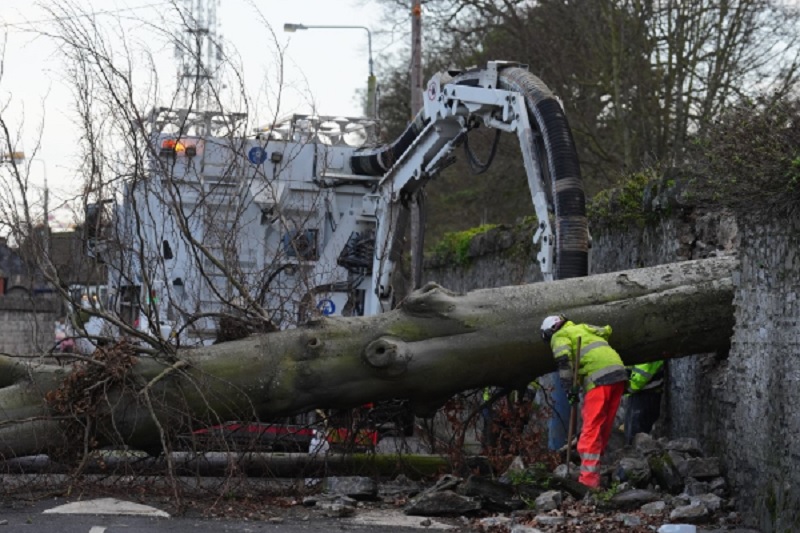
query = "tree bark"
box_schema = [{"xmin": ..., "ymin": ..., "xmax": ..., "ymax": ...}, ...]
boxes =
[{"xmin": 0, "ymin": 256, "xmax": 736, "ymax": 458}]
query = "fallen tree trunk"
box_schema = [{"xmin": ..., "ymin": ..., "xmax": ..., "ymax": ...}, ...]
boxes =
[{"xmin": 0, "ymin": 256, "xmax": 736, "ymax": 457}]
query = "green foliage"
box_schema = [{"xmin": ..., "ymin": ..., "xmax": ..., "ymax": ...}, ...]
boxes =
[
  {"xmin": 429, "ymin": 224, "xmax": 499, "ymax": 266},
  {"xmin": 691, "ymin": 95, "xmax": 800, "ymax": 215},
  {"xmin": 787, "ymin": 156, "xmax": 800, "ymax": 187},
  {"xmin": 593, "ymin": 481, "xmax": 622, "ymax": 503},
  {"xmin": 507, "ymin": 463, "xmax": 550, "ymax": 487},
  {"xmin": 506, "ymin": 465, "xmax": 555, "ymax": 509},
  {"xmin": 421, "ymin": 133, "xmax": 533, "ymax": 248},
  {"xmin": 587, "ymin": 168, "xmax": 661, "ymax": 228}
]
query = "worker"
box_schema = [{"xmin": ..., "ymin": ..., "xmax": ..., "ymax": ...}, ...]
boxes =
[
  {"xmin": 540, "ymin": 315, "xmax": 628, "ymax": 489},
  {"xmin": 480, "ymin": 386, "xmax": 520, "ymax": 451},
  {"xmin": 624, "ymin": 360, "xmax": 665, "ymax": 445},
  {"xmin": 543, "ymin": 369, "xmax": 571, "ymax": 450},
  {"xmin": 481, "ymin": 387, "xmax": 496, "ymax": 449}
]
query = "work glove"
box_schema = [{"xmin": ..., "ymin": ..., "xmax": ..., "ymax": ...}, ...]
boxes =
[{"xmin": 567, "ymin": 390, "xmax": 580, "ymax": 406}]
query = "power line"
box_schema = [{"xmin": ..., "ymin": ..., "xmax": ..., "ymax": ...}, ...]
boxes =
[{"xmin": 0, "ymin": 3, "xmax": 163, "ymax": 31}]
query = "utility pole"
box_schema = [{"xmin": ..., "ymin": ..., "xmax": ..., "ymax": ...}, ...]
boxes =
[
  {"xmin": 43, "ymin": 165, "xmax": 50, "ymax": 260},
  {"xmin": 410, "ymin": 0, "xmax": 423, "ymax": 116},
  {"xmin": 410, "ymin": 0, "xmax": 424, "ymax": 290}
]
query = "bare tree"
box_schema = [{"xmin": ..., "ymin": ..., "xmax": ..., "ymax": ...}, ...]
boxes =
[
  {"xmin": 8, "ymin": 1, "xmax": 390, "ymax": 361},
  {"xmin": 377, "ymin": 0, "xmax": 800, "ymax": 193},
  {"xmin": 0, "ymin": 1, "xmax": 411, "ymax": 489}
]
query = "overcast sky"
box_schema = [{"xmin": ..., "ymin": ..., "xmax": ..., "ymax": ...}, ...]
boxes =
[{"xmin": 0, "ymin": 0, "xmax": 396, "ymax": 225}]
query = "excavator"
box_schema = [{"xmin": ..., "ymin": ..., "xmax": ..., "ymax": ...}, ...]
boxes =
[
  {"xmin": 84, "ymin": 60, "xmax": 588, "ymax": 451},
  {"xmin": 88, "ymin": 60, "xmax": 588, "ymax": 342}
]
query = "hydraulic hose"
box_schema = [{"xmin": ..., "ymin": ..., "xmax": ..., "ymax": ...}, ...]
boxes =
[
  {"xmin": 494, "ymin": 67, "xmax": 588, "ymax": 280},
  {"xmin": 350, "ymin": 111, "xmax": 428, "ymax": 176}
]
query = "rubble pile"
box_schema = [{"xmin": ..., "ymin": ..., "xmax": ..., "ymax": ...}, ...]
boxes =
[{"xmin": 309, "ymin": 433, "xmax": 764, "ymax": 532}]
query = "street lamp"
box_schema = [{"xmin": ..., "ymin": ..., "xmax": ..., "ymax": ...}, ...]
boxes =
[
  {"xmin": 283, "ymin": 23, "xmax": 377, "ymax": 119},
  {"xmin": 0, "ymin": 152, "xmax": 25, "ymax": 163}
]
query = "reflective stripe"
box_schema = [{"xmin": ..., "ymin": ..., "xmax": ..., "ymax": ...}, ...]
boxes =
[
  {"xmin": 585, "ymin": 364, "xmax": 626, "ymax": 389},
  {"xmin": 553, "ymin": 346, "xmax": 571, "ymax": 358},
  {"xmin": 631, "ymin": 367, "xmax": 653, "ymax": 379},
  {"xmin": 579, "ymin": 340, "xmax": 609, "ymax": 359},
  {"xmin": 642, "ymin": 378, "xmax": 664, "ymax": 391},
  {"xmin": 580, "ymin": 452, "xmax": 601, "ymax": 461},
  {"xmin": 580, "ymin": 464, "xmax": 601, "ymax": 473}
]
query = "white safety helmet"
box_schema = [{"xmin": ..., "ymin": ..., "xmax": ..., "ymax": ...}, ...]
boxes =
[{"xmin": 540, "ymin": 315, "xmax": 567, "ymax": 342}]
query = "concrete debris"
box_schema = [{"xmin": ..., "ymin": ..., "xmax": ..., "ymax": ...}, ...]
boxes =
[
  {"xmin": 390, "ymin": 433, "xmax": 763, "ymax": 531},
  {"xmin": 615, "ymin": 512, "xmax": 642, "ymax": 526},
  {"xmin": 684, "ymin": 478, "xmax": 711, "ymax": 496},
  {"xmin": 323, "ymin": 476, "xmax": 378, "ymax": 500},
  {"xmin": 478, "ymin": 515, "xmax": 512, "ymax": 528},
  {"xmin": 428, "ymin": 474, "xmax": 462, "ymax": 492},
  {"xmin": 404, "ymin": 489, "xmax": 482, "ymax": 516},
  {"xmin": 302, "ymin": 492, "xmax": 357, "ymax": 518},
  {"xmin": 613, "ymin": 456, "xmax": 652, "ymax": 488},
  {"xmin": 690, "ymin": 493, "xmax": 724, "ymax": 512},
  {"xmin": 532, "ymin": 513, "xmax": 566, "ymax": 527},
  {"xmin": 533, "ymin": 491, "xmax": 561, "ymax": 512},
  {"xmin": 632, "ymin": 432, "xmax": 663, "ymax": 456},
  {"xmin": 665, "ymin": 438, "xmax": 704, "ymax": 456},
  {"xmin": 641, "ymin": 500, "xmax": 668, "ymax": 515},
  {"xmin": 679, "ymin": 457, "xmax": 722, "ymax": 480},
  {"xmin": 502, "ymin": 456, "xmax": 527, "ymax": 478},
  {"xmin": 670, "ymin": 502, "xmax": 711, "ymax": 523},
  {"xmin": 608, "ymin": 488, "xmax": 662, "ymax": 509},
  {"xmin": 378, "ymin": 473, "xmax": 423, "ymax": 499},
  {"xmin": 456, "ymin": 475, "xmax": 522, "ymax": 512},
  {"xmin": 509, "ymin": 526, "xmax": 544, "ymax": 533}
]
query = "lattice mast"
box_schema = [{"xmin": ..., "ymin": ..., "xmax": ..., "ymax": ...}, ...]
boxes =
[{"xmin": 175, "ymin": 0, "xmax": 222, "ymax": 111}]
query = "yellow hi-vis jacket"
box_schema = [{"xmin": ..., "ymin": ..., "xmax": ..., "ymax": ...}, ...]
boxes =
[
  {"xmin": 627, "ymin": 361, "xmax": 665, "ymax": 393},
  {"xmin": 550, "ymin": 321, "xmax": 628, "ymax": 392}
]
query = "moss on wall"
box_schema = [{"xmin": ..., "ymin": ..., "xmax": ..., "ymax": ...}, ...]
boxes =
[{"xmin": 429, "ymin": 224, "xmax": 499, "ymax": 266}]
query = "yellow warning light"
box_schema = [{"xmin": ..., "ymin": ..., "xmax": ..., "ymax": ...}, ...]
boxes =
[{"xmin": 160, "ymin": 138, "xmax": 199, "ymax": 157}]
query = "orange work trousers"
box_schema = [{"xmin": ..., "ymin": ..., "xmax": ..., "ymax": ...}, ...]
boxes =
[{"xmin": 577, "ymin": 381, "xmax": 625, "ymax": 488}]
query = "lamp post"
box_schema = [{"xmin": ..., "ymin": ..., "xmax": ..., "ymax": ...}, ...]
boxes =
[{"xmin": 283, "ymin": 23, "xmax": 377, "ymax": 119}]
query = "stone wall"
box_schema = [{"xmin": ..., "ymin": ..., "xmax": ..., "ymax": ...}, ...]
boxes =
[
  {"xmin": 0, "ymin": 296, "xmax": 60, "ymax": 354},
  {"xmin": 422, "ymin": 223, "xmax": 545, "ymax": 293},
  {"xmin": 423, "ymin": 204, "xmax": 800, "ymax": 522},
  {"xmin": 589, "ymin": 207, "xmax": 741, "ymax": 450},
  {"xmin": 576, "ymin": 209, "xmax": 800, "ymax": 520},
  {"xmin": 721, "ymin": 215, "xmax": 800, "ymax": 521}
]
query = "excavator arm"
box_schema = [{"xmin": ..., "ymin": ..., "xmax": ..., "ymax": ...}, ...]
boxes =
[{"xmin": 350, "ymin": 61, "xmax": 589, "ymax": 315}]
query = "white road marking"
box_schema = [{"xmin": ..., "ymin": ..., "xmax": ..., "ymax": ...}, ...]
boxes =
[
  {"xmin": 89, "ymin": 527, "xmax": 107, "ymax": 533},
  {"xmin": 42, "ymin": 498, "xmax": 170, "ymax": 518}
]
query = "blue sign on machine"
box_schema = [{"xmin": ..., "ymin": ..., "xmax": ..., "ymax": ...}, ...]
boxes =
[
  {"xmin": 317, "ymin": 299, "xmax": 336, "ymax": 316},
  {"xmin": 248, "ymin": 146, "xmax": 268, "ymax": 164}
]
